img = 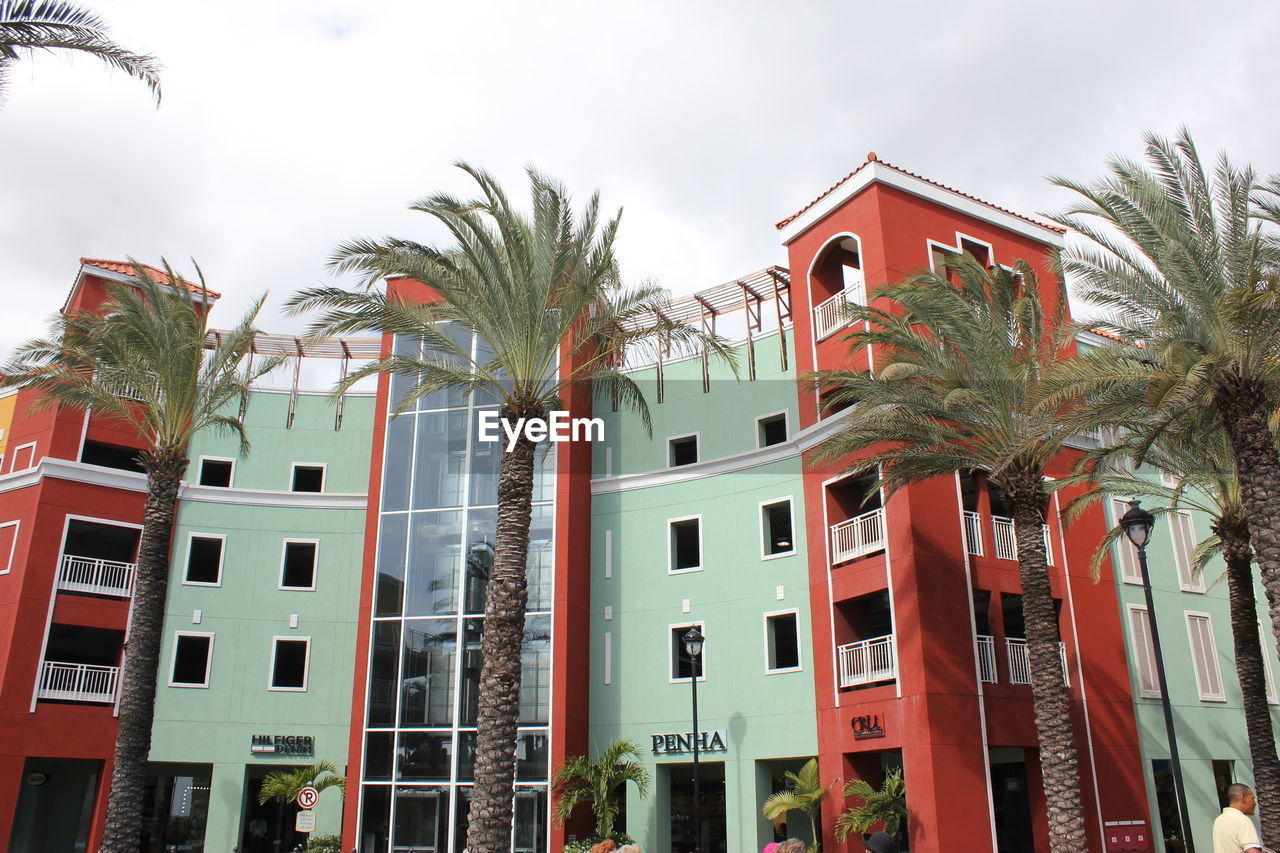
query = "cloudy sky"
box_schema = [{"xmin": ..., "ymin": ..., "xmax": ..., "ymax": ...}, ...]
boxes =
[{"xmin": 1, "ymin": 0, "xmax": 1276, "ymax": 357}]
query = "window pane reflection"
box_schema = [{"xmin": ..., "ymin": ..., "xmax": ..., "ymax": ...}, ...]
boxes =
[
  {"xmin": 400, "ymin": 619, "xmax": 456, "ymax": 728},
  {"xmin": 413, "ymin": 410, "xmax": 469, "ymax": 509},
  {"xmin": 368, "ymin": 622, "xmax": 401, "ymax": 727},
  {"xmin": 376, "ymin": 514, "xmax": 407, "ymax": 617},
  {"xmin": 397, "ymin": 732, "xmax": 453, "ymax": 782},
  {"xmin": 406, "ymin": 512, "xmax": 462, "ymax": 616},
  {"xmin": 394, "ymin": 785, "xmax": 450, "ymax": 852},
  {"xmin": 521, "ymin": 616, "xmax": 551, "ymax": 725},
  {"xmin": 382, "ymin": 415, "xmax": 414, "ymax": 512}
]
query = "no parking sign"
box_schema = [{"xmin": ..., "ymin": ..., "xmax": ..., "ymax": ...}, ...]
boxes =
[{"xmin": 297, "ymin": 786, "xmax": 319, "ymax": 809}]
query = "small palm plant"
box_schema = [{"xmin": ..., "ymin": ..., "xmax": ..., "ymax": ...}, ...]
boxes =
[
  {"xmin": 761, "ymin": 758, "xmax": 830, "ymax": 853},
  {"xmin": 258, "ymin": 760, "xmax": 347, "ymax": 805},
  {"xmin": 834, "ymin": 769, "xmax": 906, "ymax": 842},
  {"xmin": 552, "ymin": 738, "xmax": 650, "ymax": 842}
]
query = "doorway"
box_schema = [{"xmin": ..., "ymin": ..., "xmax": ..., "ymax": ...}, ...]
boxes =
[
  {"xmin": 241, "ymin": 765, "xmax": 307, "ymax": 853},
  {"xmin": 990, "ymin": 758, "xmax": 1034, "ymax": 853},
  {"xmin": 666, "ymin": 761, "xmax": 726, "ymax": 853},
  {"xmin": 8, "ymin": 758, "xmax": 100, "ymax": 853}
]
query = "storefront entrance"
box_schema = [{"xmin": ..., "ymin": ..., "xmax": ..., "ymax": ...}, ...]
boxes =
[
  {"xmin": 990, "ymin": 754, "xmax": 1034, "ymax": 853},
  {"xmin": 241, "ymin": 765, "xmax": 307, "ymax": 853},
  {"xmin": 8, "ymin": 757, "xmax": 99, "ymax": 853},
  {"xmin": 666, "ymin": 761, "xmax": 726, "ymax": 853}
]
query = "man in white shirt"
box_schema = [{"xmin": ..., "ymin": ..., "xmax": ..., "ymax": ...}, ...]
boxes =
[{"xmin": 1213, "ymin": 783, "xmax": 1265, "ymax": 853}]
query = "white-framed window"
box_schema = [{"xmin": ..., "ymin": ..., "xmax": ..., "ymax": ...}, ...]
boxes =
[
  {"xmin": 10, "ymin": 442, "xmax": 36, "ymax": 472},
  {"xmin": 669, "ymin": 621, "xmax": 706, "ymax": 682},
  {"xmin": 1170, "ymin": 511, "xmax": 1204, "ymax": 593},
  {"xmin": 1111, "ymin": 499, "xmax": 1143, "ymax": 584},
  {"xmin": 668, "ymin": 434, "xmax": 699, "ymax": 467},
  {"xmin": 197, "ymin": 456, "xmax": 235, "ymax": 487},
  {"xmin": 756, "ymin": 411, "xmax": 789, "ymax": 448},
  {"xmin": 1260, "ymin": 621, "xmax": 1278, "ymax": 705},
  {"xmin": 1185, "ymin": 612, "xmax": 1226, "ymax": 701},
  {"xmin": 668, "ymin": 516, "xmax": 702, "ymax": 574},
  {"xmin": 290, "ymin": 463, "xmax": 326, "ymax": 493},
  {"xmin": 183, "ymin": 533, "xmax": 225, "ymax": 586},
  {"xmin": 760, "ymin": 498, "xmax": 796, "ymax": 559},
  {"xmin": 1125, "ymin": 604, "xmax": 1161, "ymax": 698},
  {"xmin": 1158, "ymin": 468, "xmax": 1180, "ymax": 489},
  {"xmin": 169, "ymin": 632, "xmax": 215, "ymax": 687},
  {"xmin": 763, "ymin": 609, "xmax": 802, "ymax": 674},
  {"xmin": 269, "ymin": 636, "xmax": 311, "ymax": 691},
  {"xmin": 0, "ymin": 520, "xmax": 18, "ymax": 574},
  {"xmin": 279, "ymin": 539, "xmax": 319, "ymax": 591}
]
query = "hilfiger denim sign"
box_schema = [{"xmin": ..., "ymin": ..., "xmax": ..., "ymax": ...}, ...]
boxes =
[
  {"xmin": 250, "ymin": 735, "xmax": 315, "ymax": 756},
  {"xmin": 650, "ymin": 730, "xmax": 728, "ymax": 755}
]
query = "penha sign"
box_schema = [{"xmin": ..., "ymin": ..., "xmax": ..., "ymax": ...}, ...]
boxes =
[{"xmin": 650, "ymin": 730, "xmax": 728, "ymax": 755}]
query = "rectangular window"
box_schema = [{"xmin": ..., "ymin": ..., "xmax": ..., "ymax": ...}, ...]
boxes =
[
  {"xmin": 0, "ymin": 520, "xmax": 17, "ymax": 574},
  {"xmin": 1111, "ymin": 499, "xmax": 1143, "ymax": 584},
  {"xmin": 670, "ymin": 624, "xmax": 705, "ymax": 681},
  {"xmin": 280, "ymin": 540, "xmax": 318, "ymax": 590},
  {"xmin": 269, "ymin": 637, "xmax": 310, "ymax": 691},
  {"xmin": 765, "ymin": 610, "xmax": 801, "ymax": 673},
  {"xmin": 761, "ymin": 499, "xmax": 795, "ymax": 557},
  {"xmin": 1170, "ymin": 511, "xmax": 1204, "ymax": 592},
  {"xmin": 1126, "ymin": 605, "xmax": 1161, "ymax": 698},
  {"xmin": 197, "ymin": 457, "xmax": 234, "ymax": 487},
  {"xmin": 756, "ymin": 412, "xmax": 788, "ymax": 448},
  {"xmin": 184, "ymin": 535, "xmax": 224, "ymax": 586},
  {"xmin": 1186, "ymin": 612, "xmax": 1226, "ymax": 701},
  {"xmin": 291, "ymin": 464, "xmax": 325, "ymax": 493},
  {"xmin": 668, "ymin": 517, "xmax": 701, "ymax": 573},
  {"xmin": 668, "ymin": 435, "xmax": 698, "ymax": 467},
  {"xmin": 169, "ymin": 633, "xmax": 214, "ymax": 687}
]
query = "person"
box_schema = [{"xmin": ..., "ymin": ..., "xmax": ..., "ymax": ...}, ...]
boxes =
[
  {"xmin": 589, "ymin": 841, "xmax": 618, "ymax": 853},
  {"xmin": 774, "ymin": 840, "xmax": 806, "ymax": 853},
  {"xmin": 1213, "ymin": 783, "xmax": 1265, "ymax": 853},
  {"xmin": 863, "ymin": 831, "xmax": 900, "ymax": 853},
  {"xmin": 617, "ymin": 845, "xmax": 641, "ymax": 853},
  {"xmin": 761, "ymin": 844, "xmax": 779, "ymax": 853}
]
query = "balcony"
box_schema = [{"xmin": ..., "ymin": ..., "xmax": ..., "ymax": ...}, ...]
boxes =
[
  {"xmin": 976, "ymin": 634, "xmax": 998, "ymax": 683},
  {"xmin": 991, "ymin": 516, "xmax": 1054, "ymax": 565},
  {"xmin": 963, "ymin": 510, "xmax": 983, "ymax": 556},
  {"xmin": 57, "ymin": 554, "xmax": 136, "ymax": 598},
  {"xmin": 1005, "ymin": 638, "xmax": 1070, "ymax": 687},
  {"xmin": 836, "ymin": 634, "xmax": 896, "ymax": 689},
  {"xmin": 813, "ymin": 275, "xmax": 866, "ymax": 341},
  {"xmin": 37, "ymin": 661, "xmax": 120, "ymax": 704},
  {"xmin": 830, "ymin": 508, "xmax": 885, "ymax": 565}
]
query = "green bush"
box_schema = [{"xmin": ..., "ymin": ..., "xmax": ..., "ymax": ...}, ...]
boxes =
[{"xmin": 306, "ymin": 835, "xmax": 342, "ymax": 853}]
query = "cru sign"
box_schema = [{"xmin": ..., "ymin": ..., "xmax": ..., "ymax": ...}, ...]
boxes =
[
  {"xmin": 851, "ymin": 714, "xmax": 885, "ymax": 740},
  {"xmin": 650, "ymin": 730, "xmax": 728, "ymax": 755}
]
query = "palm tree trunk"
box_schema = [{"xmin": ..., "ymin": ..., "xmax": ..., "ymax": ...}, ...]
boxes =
[
  {"xmin": 466, "ymin": 425, "xmax": 538, "ymax": 853},
  {"xmin": 1009, "ymin": 477, "xmax": 1087, "ymax": 853},
  {"xmin": 1219, "ymin": 520, "xmax": 1280, "ymax": 842},
  {"xmin": 99, "ymin": 450, "xmax": 186, "ymax": 853}
]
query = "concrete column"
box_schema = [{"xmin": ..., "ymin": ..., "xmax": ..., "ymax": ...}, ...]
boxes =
[
  {"xmin": 205, "ymin": 762, "xmax": 246, "ymax": 853},
  {"xmin": 0, "ymin": 753, "xmax": 27, "ymax": 849}
]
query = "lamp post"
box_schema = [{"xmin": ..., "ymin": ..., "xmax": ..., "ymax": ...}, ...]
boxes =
[
  {"xmin": 683, "ymin": 626, "xmax": 705, "ymax": 853},
  {"xmin": 1120, "ymin": 499, "xmax": 1195, "ymax": 853}
]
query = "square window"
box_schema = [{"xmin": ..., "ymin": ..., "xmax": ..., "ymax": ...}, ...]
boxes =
[
  {"xmin": 170, "ymin": 633, "xmax": 213, "ymax": 687},
  {"xmin": 281, "ymin": 541, "xmax": 317, "ymax": 590},
  {"xmin": 765, "ymin": 611, "xmax": 800, "ymax": 672},
  {"xmin": 757, "ymin": 413, "xmax": 787, "ymax": 448},
  {"xmin": 270, "ymin": 637, "xmax": 310, "ymax": 690},
  {"xmin": 184, "ymin": 535, "xmax": 223, "ymax": 586},
  {"xmin": 668, "ymin": 435, "xmax": 698, "ymax": 467},
  {"xmin": 761, "ymin": 500, "xmax": 794, "ymax": 557},
  {"xmin": 669, "ymin": 518, "xmax": 701, "ymax": 572},
  {"xmin": 670, "ymin": 626, "xmax": 704, "ymax": 680},
  {"xmin": 291, "ymin": 464, "xmax": 325, "ymax": 493},
  {"xmin": 198, "ymin": 458, "xmax": 233, "ymax": 487}
]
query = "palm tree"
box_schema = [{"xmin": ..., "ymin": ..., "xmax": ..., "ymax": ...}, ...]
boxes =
[
  {"xmin": 258, "ymin": 760, "xmax": 347, "ymax": 805},
  {"xmin": 0, "ymin": 261, "xmax": 277, "ymax": 853},
  {"xmin": 761, "ymin": 758, "xmax": 830, "ymax": 853},
  {"xmin": 834, "ymin": 768, "xmax": 906, "ymax": 843},
  {"xmin": 552, "ymin": 738, "xmax": 650, "ymax": 842},
  {"xmin": 812, "ymin": 255, "xmax": 1088, "ymax": 851},
  {"xmin": 287, "ymin": 164, "xmax": 732, "ymax": 853},
  {"xmin": 0, "ymin": 0, "xmax": 160, "ymax": 104}
]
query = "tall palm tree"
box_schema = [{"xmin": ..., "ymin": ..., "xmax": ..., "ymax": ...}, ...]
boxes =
[
  {"xmin": 812, "ymin": 255, "xmax": 1089, "ymax": 851},
  {"xmin": 761, "ymin": 758, "xmax": 830, "ymax": 853},
  {"xmin": 287, "ymin": 164, "xmax": 732, "ymax": 853},
  {"xmin": 0, "ymin": 0, "xmax": 160, "ymax": 104},
  {"xmin": 0, "ymin": 261, "xmax": 277, "ymax": 853},
  {"xmin": 552, "ymin": 737, "xmax": 651, "ymax": 842},
  {"xmin": 258, "ymin": 760, "xmax": 347, "ymax": 806}
]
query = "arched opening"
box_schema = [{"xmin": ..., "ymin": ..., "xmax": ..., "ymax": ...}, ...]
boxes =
[{"xmin": 808, "ymin": 234, "xmax": 864, "ymax": 341}]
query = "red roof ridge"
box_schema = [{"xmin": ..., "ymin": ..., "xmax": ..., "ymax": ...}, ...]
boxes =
[{"xmin": 80, "ymin": 258, "xmax": 222, "ymax": 299}]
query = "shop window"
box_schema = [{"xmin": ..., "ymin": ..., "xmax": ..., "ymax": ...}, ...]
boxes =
[
  {"xmin": 668, "ymin": 435, "xmax": 698, "ymax": 467},
  {"xmin": 757, "ymin": 412, "xmax": 788, "ymax": 447},
  {"xmin": 269, "ymin": 637, "xmax": 310, "ymax": 690},
  {"xmin": 670, "ymin": 624, "xmax": 705, "ymax": 681},
  {"xmin": 291, "ymin": 463, "xmax": 325, "ymax": 493},
  {"xmin": 1150, "ymin": 760, "xmax": 1183, "ymax": 849},
  {"xmin": 184, "ymin": 535, "xmax": 224, "ymax": 586},
  {"xmin": 197, "ymin": 457, "xmax": 233, "ymax": 487},
  {"xmin": 280, "ymin": 540, "xmax": 318, "ymax": 590},
  {"xmin": 140, "ymin": 770, "xmax": 212, "ymax": 853},
  {"xmin": 761, "ymin": 499, "xmax": 794, "ymax": 557},
  {"xmin": 170, "ymin": 633, "xmax": 213, "ymax": 687},
  {"xmin": 669, "ymin": 517, "xmax": 701, "ymax": 573},
  {"xmin": 765, "ymin": 611, "xmax": 801, "ymax": 672}
]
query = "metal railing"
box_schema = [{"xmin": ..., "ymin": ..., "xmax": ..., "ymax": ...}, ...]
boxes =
[
  {"xmin": 830, "ymin": 508, "xmax": 886, "ymax": 564},
  {"xmin": 990, "ymin": 516, "xmax": 1054, "ymax": 565},
  {"xmin": 812, "ymin": 276, "xmax": 867, "ymax": 341},
  {"xmin": 976, "ymin": 634, "xmax": 998, "ymax": 683},
  {"xmin": 37, "ymin": 661, "xmax": 120, "ymax": 703},
  {"xmin": 963, "ymin": 510, "xmax": 983, "ymax": 556},
  {"xmin": 1005, "ymin": 638, "xmax": 1069, "ymax": 687},
  {"xmin": 836, "ymin": 634, "xmax": 896, "ymax": 688},
  {"xmin": 57, "ymin": 554, "xmax": 136, "ymax": 597}
]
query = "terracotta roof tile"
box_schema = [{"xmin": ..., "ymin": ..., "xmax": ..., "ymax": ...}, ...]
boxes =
[{"xmin": 80, "ymin": 258, "xmax": 222, "ymax": 299}]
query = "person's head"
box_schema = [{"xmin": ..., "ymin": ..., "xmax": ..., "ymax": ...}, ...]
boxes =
[
  {"xmin": 618, "ymin": 845, "xmax": 640, "ymax": 853},
  {"xmin": 762, "ymin": 844, "xmax": 780, "ymax": 853},
  {"xmin": 774, "ymin": 840, "xmax": 806, "ymax": 853},
  {"xmin": 589, "ymin": 840, "xmax": 617, "ymax": 853},
  {"xmin": 863, "ymin": 832, "xmax": 899, "ymax": 853},
  {"xmin": 1227, "ymin": 783, "xmax": 1257, "ymax": 814}
]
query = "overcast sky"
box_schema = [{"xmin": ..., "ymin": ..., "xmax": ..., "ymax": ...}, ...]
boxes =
[{"xmin": 1, "ymin": 0, "xmax": 1276, "ymax": 357}]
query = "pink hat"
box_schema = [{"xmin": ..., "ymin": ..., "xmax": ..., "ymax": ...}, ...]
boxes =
[{"xmin": 763, "ymin": 844, "xmax": 780, "ymax": 853}]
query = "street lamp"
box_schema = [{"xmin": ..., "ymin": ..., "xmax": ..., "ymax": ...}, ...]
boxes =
[
  {"xmin": 683, "ymin": 627, "xmax": 705, "ymax": 853},
  {"xmin": 1120, "ymin": 499, "xmax": 1195, "ymax": 853}
]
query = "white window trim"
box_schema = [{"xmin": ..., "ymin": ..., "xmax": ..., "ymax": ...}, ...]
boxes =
[
  {"xmin": 290, "ymin": 461, "xmax": 327, "ymax": 493},
  {"xmin": 196, "ymin": 455, "xmax": 236, "ymax": 488},
  {"xmin": 1185, "ymin": 611, "xmax": 1226, "ymax": 702},
  {"xmin": 10, "ymin": 441, "xmax": 36, "ymax": 473},
  {"xmin": 667, "ymin": 514, "xmax": 703, "ymax": 574},
  {"xmin": 755, "ymin": 410, "xmax": 789, "ymax": 448},
  {"xmin": 168, "ymin": 631, "xmax": 215, "ymax": 688},
  {"xmin": 762, "ymin": 607, "xmax": 803, "ymax": 675},
  {"xmin": 1261, "ymin": 620, "xmax": 1279, "ymax": 705},
  {"xmin": 1170, "ymin": 511, "xmax": 1205, "ymax": 593},
  {"xmin": 268, "ymin": 635, "xmax": 312, "ymax": 692},
  {"xmin": 759, "ymin": 496, "xmax": 797, "ymax": 560},
  {"xmin": 278, "ymin": 538, "xmax": 320, "ymax": 591},
  {"xmin": 1125, "ymin": 604, "xmax": 1161, "ymax": 698},
  {"xmin": 1110, "ymin": 498, "xmax": 1143, "ymax": 585},
  {"xmin": 666, "ymin": 432, "xmax": 700, "ymax": 468},
  {"xmin": 668, "ymin": 620, "xmax": 706, "ymax": 683},
  {"xmin": 183, "ymin": 532, "xmax": 226, "ymax": 587},
  {"xmin": 0, "ymin": 519, "xmax": 18, "ymax": 575}
]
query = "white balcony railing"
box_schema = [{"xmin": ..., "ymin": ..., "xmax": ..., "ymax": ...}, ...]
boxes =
[
  {"xmin": 37, "ymin": 661, "xmax": 120, "ymax": 703},
  {"xmin": 990, "ymin": 517, "xmax": 1054, "ymax": 565},
  {"xmin": 1005, "ymin": 638, "xmax": 1070, "ymax": 687},
  {"xmin": 976, "ymin": 634, "xmax": 998, "ymax": 683},
  {"xmin": 812, "ymin": 276, "xmax": 867, "ymax": 342},
  {"xmin": 830, "ymin": 508, "xmax": 886, "ymax": 564},
  {"xmin": 963, "ymin": 510, "xmax": 983, "ymax": 556},
  {"xmin": 836, "ymin": 634, "xmax": 896, "ymax": 688},
  {"xmin": 57, "ymin": 554, "xmax": 136, "ymax": 598}
]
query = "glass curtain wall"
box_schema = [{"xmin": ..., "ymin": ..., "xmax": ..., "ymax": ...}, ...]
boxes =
[{"xmin": 361, "ymin": 330, "xmax": 555, "ymax": 853}]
